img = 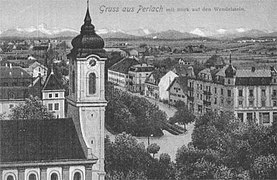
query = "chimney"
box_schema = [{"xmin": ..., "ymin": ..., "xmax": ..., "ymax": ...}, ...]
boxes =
[{"xmin": 251, "ymin": 67, "xmax": 255, "ymax": 72}]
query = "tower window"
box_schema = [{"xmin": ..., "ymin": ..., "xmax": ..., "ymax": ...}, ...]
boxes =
[
  {"xmin": 72, "ymin": 71, "xmax": 75, "ymax": 93},
  {"xmin": 89, "ymin": 73, "xmax": 96, "ymax": 94}
]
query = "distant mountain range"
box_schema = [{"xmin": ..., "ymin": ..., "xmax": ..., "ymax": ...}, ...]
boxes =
[{"xmin": 1, "ymin": 24, "xmax": 277, "ymax": 40}]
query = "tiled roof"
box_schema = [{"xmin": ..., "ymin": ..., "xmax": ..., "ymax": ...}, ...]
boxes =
[
  {"xmin": 0, "ymin": 118, "xmax": 86, "ymax": 163},
  {"xmin": 236, "ymin": 69, "xmax": 271, "ymax": 77},
  {"xmin": 171, "ymin": 64, "xmax": 192, "ymax": 76},
  {"xmin": 109, "ymin": 57, "xmax": 139, "ymax": 74},
  {"xmin": 42, "ymin": 72, "xmax": 63, "ymax": 91},
  {"xmin": 167, "ymin": 76, "xmax": 188, "ymax": 92},
  {"xmin": 145, "ymin": 69, "xmax": 167, "ymax": 85},
  {"xmin": 0, "ymin": 66, "xmax": 31, "ymax": 79}
]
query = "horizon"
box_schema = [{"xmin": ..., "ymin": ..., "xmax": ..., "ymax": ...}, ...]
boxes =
[{"xmin": 1, "ymin": 0, "xmax": 277, "ymax": 35}]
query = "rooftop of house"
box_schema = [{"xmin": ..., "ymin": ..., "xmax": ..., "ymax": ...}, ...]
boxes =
[
  {"xmin": 167, "ymin": 76, "xmax": 188, "ymax": 93},
  {"xmin": 109, "ymin": 57, "xmax": 139, "ymax": 74},
  {"xmin": 0, "ymin": 118, "xmax": 93, "ymax": 163},
  {"xmin": 129, "ymin": 63, "xmax": 155, "ymax": 72},
  {"xmin": 0, "ymin": 66, "xmax": 32, "ymax": 79},
  {"xmin": 145, "ymin": 69, "xmax": 167, "ymax": 85},
  {"xmin": 42, "ymin": 71, "xmax": 64, "ymax": 91}
]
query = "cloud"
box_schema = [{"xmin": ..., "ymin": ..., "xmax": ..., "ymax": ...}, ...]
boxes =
[
  {"xmin": 236, "ymin": 28, "xmax": 246, "ymax": 33},
  {"xmin": 216, "ymin": 29, "xmax": 227, "ymax": 34}
]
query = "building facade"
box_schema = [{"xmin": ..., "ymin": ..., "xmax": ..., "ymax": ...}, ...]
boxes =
[
  {"xmin": 167, "ymin": 76, "xmax": 188, "ymax": 105},
  {"xmin": 186, "ymin": 62, "xmax": 277, "ymax": 125},
  {"xmin": 128, "ymin": 63, "xmax": 154, "ymax": 93},
  {"xmin": 108, "ymin": 57, "xmax": 139, "ymax": 88},
  {"xmin": 42, "ymin": 71, "xmax": 65, "ymax": 118}
]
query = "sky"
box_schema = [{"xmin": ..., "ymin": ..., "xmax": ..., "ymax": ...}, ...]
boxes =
[{"xmin": 1, "ymin": 0, "xmax": 277, "ymax": 33}]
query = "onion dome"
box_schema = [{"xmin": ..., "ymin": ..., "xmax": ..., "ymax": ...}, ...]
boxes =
[
  {"xmin": 70, "ymin": 5, "xmax": 105, "ymax": 58},
  {"xmin": 225, "ymin": 54, "xmax": 236, "ymax": 78}
]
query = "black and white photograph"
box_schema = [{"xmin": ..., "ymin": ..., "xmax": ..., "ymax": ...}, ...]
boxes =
[{"xmin": 1, "ymin": 0, "xmax": 277, "ymax": 179}]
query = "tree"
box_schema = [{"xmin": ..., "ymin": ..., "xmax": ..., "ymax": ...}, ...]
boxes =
[
  {"xmin": 105, "ymin": 86, "xmax": 167, "ymax": 137},
  {"xmin": 105, "ymin": 133, "xmax": 173, "ymax": 180},
  {"xmin": 169, "ymin": 101, "xmax": 195, "ymax": 130},
  {"xmin": 9, "ymin": 95, "xmax": 54, "ymax": 120},
  {"xmin": 147, "ymin": 143, "xmax": 160, "ymax": 158}
]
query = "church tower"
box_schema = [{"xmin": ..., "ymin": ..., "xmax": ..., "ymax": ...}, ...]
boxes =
[{"xmin": 67, "ymin": 2, "xmax": 107, "ymax": 179}]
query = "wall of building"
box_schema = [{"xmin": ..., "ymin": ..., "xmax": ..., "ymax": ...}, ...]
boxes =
[
  {"xmin": 108, "ymin": 70, "xmax": 127, "ymax": 88},
  {"xmin": 42, "ymin": 91, "xmax": 65, "ymax": 118},
  {"xmin": 159, "ymin": 71, "xmax": 178, "ymax": 101}
]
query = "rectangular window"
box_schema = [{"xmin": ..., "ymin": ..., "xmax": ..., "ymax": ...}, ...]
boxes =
[
  {"xmin": 238, "ymin": 113, "xmax": 244, "ymax": 122},
  {"xmin": 249, "ymin": 100, "xmax": 254, "ymax": 107},
  {"xmin": 273, "ymin": 90, "xmax": 277, "ymax": 96},
  {"xmin": 239, "ymin": 101, "xmax": 243, "ymax": 106},
  {"xmin": 55, "ymin": 93, "xmax": 58, "ymax": 97},
  {"xmin": 249, "ymin": 89, "xmax": 254, "ymax": 97},
  {"xmin": 262, "ymin": 112, "xmax": 270, "ymax": 124},
  {"xmin": 214, "ymin": 98, "xmax": 217, "ymax": 104},
  {"xmin": 54, "ymin": 103, "xmax": 59, "ymax": 110},
  {"xmin": 48, "ymin": 104, "xmax": 53, "ymax": 111},
  {"xmin": 262, "ymin": 100, "xmax": 266, "ymax": 107},
  {"xmin": 274, "ymin": 101, "xmax": 277, "ymax": 107},
  {"xmin": 214, "ymin": 87, "xmax": 217, "ymax": 94},
  {"xmin": 221, "ymin": 88, "xmax": 224, "ymax": 95},
  {"xmin": 262, "ymin": 89, "xmax": 266, "ymax": 97},
  {"xmin": 239, "ymin": 89, "xmax": 243, "ymax": 97},
  {"xmin": 9, "ymin": 104, "xmax": 14, "ymax": 109},
  {"xmin": 49, "ymin": 94, "xmax": 52, "ymax": 98},
  {"xmin": 228, "ymin": 90, "xmax": 231, "ymax": 97},
  {"xmin": 221, "ymin": 99, "xmax": 224, "ymax": 105}
]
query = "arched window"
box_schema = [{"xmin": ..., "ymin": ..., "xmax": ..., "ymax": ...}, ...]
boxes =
[
  {"xmin": 28, "ymin": 174, "xmax": 36, "ymax": 180},
  {"xmin": 7, "ymin": 175, "xmax": 14, "ymax": 180},
  {"xmin": 72, "ymin": 71, "xmax": 75, "ymax": 93},
  {"xmin": 51, "ymin": 173, "xmax": 58, "ymax": 180},
  {"xmin": 73, "ymin": 172, "xmax": 81, "ymax": 180},
  {"xmin": 89, "ymin": 73, "xmax": 96, "ymax": 94}
]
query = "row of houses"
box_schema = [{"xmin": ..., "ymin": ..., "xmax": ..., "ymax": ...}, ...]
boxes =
[
  {"xmin": 0, "ymin": 64, "xmax": 65, "ymax": 119},
  {"xmin": 108, "ymin": 55, "xmax": 277, "ymax": 125}
]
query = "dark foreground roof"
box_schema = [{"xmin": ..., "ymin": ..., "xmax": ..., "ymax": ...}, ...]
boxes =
[{"xmin": 0, "ymin": 118, "xmax": 86, "ymax": 163}]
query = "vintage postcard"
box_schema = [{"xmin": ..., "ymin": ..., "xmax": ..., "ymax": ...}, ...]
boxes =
[{"xmin": 1, "ymin": 0, "xmax": 277, "ymax": 179}]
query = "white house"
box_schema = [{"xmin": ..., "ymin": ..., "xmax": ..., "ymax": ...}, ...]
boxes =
[{"xmin": 158, "ymin": 71, "xmax": 178, "ymax": 101}]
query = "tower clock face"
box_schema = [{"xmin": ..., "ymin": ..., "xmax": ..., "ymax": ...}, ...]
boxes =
[{"xmin": 88, "ymin": 57, "xmax": 97, "ymax": 67}]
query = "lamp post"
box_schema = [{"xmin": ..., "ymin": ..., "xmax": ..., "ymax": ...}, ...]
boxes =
[{"xmin": 148, "ymin": 134, "xmax": 153, "ymax": 146}]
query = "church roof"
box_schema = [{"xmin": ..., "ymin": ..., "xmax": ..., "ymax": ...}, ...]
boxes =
[
  {"xmin": 42, "ymin": 71, "xmax": 63, "ymax": 91},
  {"xmin": 0, "ymin": 118, "xmax": 88, "ymax": 163}
]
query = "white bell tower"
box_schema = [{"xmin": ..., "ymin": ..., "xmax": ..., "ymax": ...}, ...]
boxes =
[{"xmin": 67, "ymin": 2, "xmax": 107, "ymax": 179}]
